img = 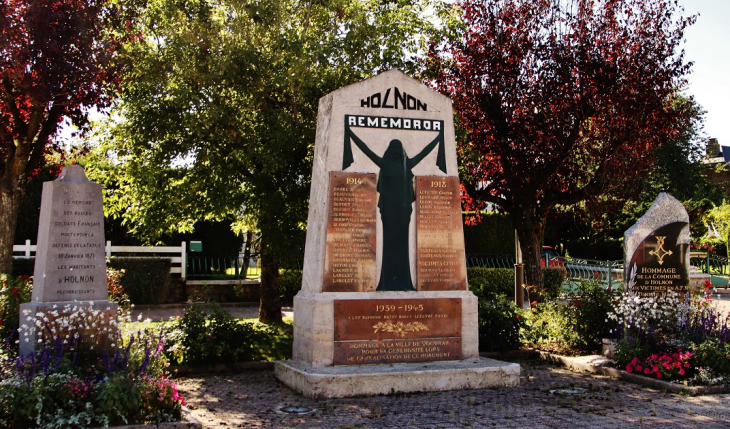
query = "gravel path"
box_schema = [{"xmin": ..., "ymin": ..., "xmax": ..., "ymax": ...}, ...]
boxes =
[{"xmin": 176, "ymin": 359, "xmax": 730, "ymax": 428}]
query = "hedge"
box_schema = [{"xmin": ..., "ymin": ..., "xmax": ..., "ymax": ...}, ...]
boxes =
[
  {"xmin": 279, "ymin": 269, "xmax": 303, "ymax": 304},
  {"xmin": 467, "ymin": 266, "xmax": 567, "ymax": 301},
  {"xmin": 11, "ymin": 258, "xmax": 35, "ymax": 277},
  {"xmin": 462, "ymin": 212, "xmax": 515, "ymax": 254},
  {"xmin": 107, "ymin": 257, "xmax": 172, "ymax": 305}
]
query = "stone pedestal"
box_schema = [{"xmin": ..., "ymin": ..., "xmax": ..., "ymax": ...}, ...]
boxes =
[
  {"xmin": 275, "ymin": 357, "xmax": 519, "ymax": 399},
  {"xmin": 19, "ymin": 301, "xmax": 118, "ymax": 356}
]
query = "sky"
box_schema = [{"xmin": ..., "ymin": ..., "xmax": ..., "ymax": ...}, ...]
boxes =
[{"xmin": 678, "ymin": 0, "xmax": 730, "ymax": 148}]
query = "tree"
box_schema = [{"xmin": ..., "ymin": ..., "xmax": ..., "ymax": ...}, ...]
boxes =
[
  {"xmin": 0, "ymin": 0, "xmax": 128, "ymax": 273},
  {"xmin": 544, "ymin": 96, "xmax": 720, "ymax": 260},
  {"xmin": 434, "ymin": 0, "xmax": 695, "ymax": 289},
  {"xmin": 97, "ymin": 0, "xmax": 440, "ymax": 323}
]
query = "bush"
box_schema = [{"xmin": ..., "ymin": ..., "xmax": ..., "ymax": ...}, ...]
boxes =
[
  {"xmin": 161, "ymin": 305, "xmax": 292, "ymax": 365},
  {"xmin": 521, "ymin": 300, "xmax": 580, "ymax": 352},
  {"xmin": 467, "ymin": 268, "xmax": 513, "ymax": 300},
  {"xmin": 568, "ymin": 278, "xmax": 614, "ymax": 351},
  {"xmin": 462, "ymin": 212, "xmax": 515, "ymax": 254},
  {"xmin": 107, "ymin": 257, "xmax": 172, "ymax": 305},
  {"xmin": 542, "ymin": 267, "xmax": 567, "ymax": 300},
  {"xmin": 477, "ymin": 296, "xmax": 525, "ymax": 352},
  {"xmin": 467, "ymin": 267, "xmax": 567, "ymax": 302},
  {"xmin": 279, "ymin": 269, "xmax": 302, "ymax": 304},
  {"xmin": 0, "ymin": 275, "xmax": 32, "ymax": 346},
  {"xmin": 0, "ymin": 308, "xmax": 183, "ymax": 427},
  {"xmin": 10, "ymin": 259, "xmax": 34, "ymax": 277}
]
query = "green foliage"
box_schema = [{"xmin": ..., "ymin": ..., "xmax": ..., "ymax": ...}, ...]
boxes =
[
  {"xmin": 523, "ymin": 279, "xmax": 613, "ymax": 353},
  {"xmin": 467, "ymin": 267, "xmax": 565, "ymax": 302},
  {"xmin": 10, "ymin": 258, "xmax": 34, "ymax": 277},
  {"xmin": 462, "ymin": 212, "xmax": 514, "ymax": 254},
  {"xmin": 0, "ymin": 274, "xmax": 32, "ymax": 344},
  {"xmin": 278, "ymin": 269, "xmax": 302, "ymax": 304},
  {"xmin": 107, "ymin": 257, "xmax": 172, "ymax": 305},
  {"xmin": 467, "ymin": 267, "xmax": 513, "ymax": 301},
  {"xmin": 477, "ymin": 296, "xmax": 525, "ymax": 352},
  {"xmin": 691, "ymin": 339, "xmax": 730, "ymax": 377},
  {"xmin": 569, "ymin": 279, "xmax": 614, "ymax": 350},
  {"xmin": 0, "ymin": 310, "xmax": 182, "ymax": 427},
  {"xmin": 161, "ymin": 305, "xmax": 292, "ymax": 365},
  {"xmin": 522, "ymin": 300, "xmax": 580, "ymax": 351},
  {"xmin": 542, "ymin": 267, "xmax": 567, "ymax": 300}
]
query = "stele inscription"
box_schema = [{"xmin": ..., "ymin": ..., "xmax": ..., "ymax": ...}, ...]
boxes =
[{"xmin": 32, "ymin": 165, "xmax": 108, "ymax": 302}]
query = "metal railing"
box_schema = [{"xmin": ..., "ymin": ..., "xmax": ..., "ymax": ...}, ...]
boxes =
[
  {"xmin": 186, "ymin": 252, "xmax": 259, "ymax": 280},
  {"xmin": 465, "ymin": 253, "xmax": 516, "ymax": 269}
]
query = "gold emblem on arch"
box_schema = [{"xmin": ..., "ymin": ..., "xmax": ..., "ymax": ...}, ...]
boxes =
[{"xmin": 649, "ymin": 236, "xmax": 673, "ymax": 265}]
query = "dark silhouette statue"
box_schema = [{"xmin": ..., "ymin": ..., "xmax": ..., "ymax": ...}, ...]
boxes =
[{"xmin": 343, "ymin": 127, "xmax": 446, "ymax": 291}]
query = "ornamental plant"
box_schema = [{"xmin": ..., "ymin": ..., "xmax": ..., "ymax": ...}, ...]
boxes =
[
  {"xmin": 0, "ymin": 274, "xmax": 32, "ymax": 345},
  {"xmin": 477, "ymin": 296, "xmax": 526, "ymax": 352},
  {"xmin": 611, "ymin": 287, "xmax": 730, "ymax": 385},
  {"xmin": 625, "ymin": 351, "xmax": 693, "ymax": 380},
  {"xmin": 0, "ymin": 306, "xmax": 185, "ymax": 427}
]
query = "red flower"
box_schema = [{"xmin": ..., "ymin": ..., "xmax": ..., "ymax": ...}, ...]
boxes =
[
  {"xmin": 573, "ymin": 301, "xmax": 581, "ymax": 307},
  {"xmin": 12, "ymin": 288, "xmax": 18, "ymax": 299},
  {"xmin": 530, "ymin": 301, "xmax": 538, "ymax": 307},
  {"xmin": 0, "ymin": 320, "xmax": 4, "ymax": 326},
  {"xmin": 705, "ymin": 280, "xmax": 712, "ymax": 289}
]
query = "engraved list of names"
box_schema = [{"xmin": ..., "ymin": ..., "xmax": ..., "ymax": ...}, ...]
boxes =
[
  {"xmin": 323, "ymin": 172, "xmax": 377, "ymax": 292},
  {"xmin": 415, "ymin": 176, "xmax": 467, "ymax": 291}
]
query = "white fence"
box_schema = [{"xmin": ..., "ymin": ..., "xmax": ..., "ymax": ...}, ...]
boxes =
[{"xmin": 13, "ymin": 240, "xmax": 187, "ymax": 279}]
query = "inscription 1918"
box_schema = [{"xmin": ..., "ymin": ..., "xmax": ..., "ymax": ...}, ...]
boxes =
[
  {"xmin": 323, "ymin": 172, "xmax": 378, "ymax": 292},
  {"xmin": 415, "ymin": 176, "xmax": 467, "ymax": 291}
]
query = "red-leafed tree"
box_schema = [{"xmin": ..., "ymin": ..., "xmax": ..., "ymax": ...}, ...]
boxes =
[
  {"xmin": 434, "ymin": 0, "xmax": 695, "ymax": 290},
  {"xmin": 0, "ymin": 0, "xmax": 128, "ymax": 273}
]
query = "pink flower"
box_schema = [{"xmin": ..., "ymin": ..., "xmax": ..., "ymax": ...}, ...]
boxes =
[
  {"xmin": 626, "ymin": 365, "xmax": 633, "ymax": 373},
  {"xmin": 679, "ymin": 369, "xmax": 685, "ymax": 376},
  {"xmin": 684, "ymin": 362, "xmax": 690, "ymax": 368},
  {"xmin": 644, "ymin": 368, "xmax": 650, "ymax": 375}
]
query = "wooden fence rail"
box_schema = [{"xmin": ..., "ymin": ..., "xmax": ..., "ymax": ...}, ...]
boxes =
[{"xmin": 12, "ymin": 240, "xmax": 188, "ymax": 279}]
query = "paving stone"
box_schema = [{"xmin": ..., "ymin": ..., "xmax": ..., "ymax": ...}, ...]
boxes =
[{"xmin": 175, "ymin": 359, "xmax": 730, "ymax": 428}]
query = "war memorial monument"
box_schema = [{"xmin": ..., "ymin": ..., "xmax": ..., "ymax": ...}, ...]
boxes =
[{"xmin": 275, "ymin": 70, "xmax": 519, "ymax": 398}]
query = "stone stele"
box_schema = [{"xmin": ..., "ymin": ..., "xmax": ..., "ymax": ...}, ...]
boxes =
[
  {"xmin": 624, "ymin": 192, "xmax": 691, "ymax": 296},
  {"xmin": 275, "ymin": 69, "xmax": 519, "ymax": 398},
  {"xmin": 19, "ymin": 165, "xmax": 117, "ymax": 356}
]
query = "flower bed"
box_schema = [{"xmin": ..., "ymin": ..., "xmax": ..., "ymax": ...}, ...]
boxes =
[
  {"xmin": 608, "ymin": 280, "xmax": 730, "ymax": 387},
  {"xmin": 0, "ymin": 273, "xmax": 187, "ymax": 428}
]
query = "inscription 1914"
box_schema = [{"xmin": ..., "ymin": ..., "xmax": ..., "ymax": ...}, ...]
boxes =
[
  {"xmin": 415, "ymin": 176, "xmax": 467, "ymax": 291},
  {"xmin": 323, "ymin": 172, "xmax": 378, "ymax": 292}
]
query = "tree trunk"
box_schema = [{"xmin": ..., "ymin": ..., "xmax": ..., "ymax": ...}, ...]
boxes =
[
  {"xmin": 0, "ymin": 188, "xmax": 23, "ymax": 274},
  {"xmin": 514, "ymin": 207, "xmax": 548, "ymax": 300},
  {"xmin": 241, "ymin": 230, "xmax": 253, "ymax": 279},
  {"xmin": 258, "ymin": 235, "xmax": 282, "ymax": 324}
]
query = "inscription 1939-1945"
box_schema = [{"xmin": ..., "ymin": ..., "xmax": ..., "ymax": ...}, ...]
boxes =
[{"xmin": 333, "ymin": 298, "xmax": 462, "ymax": 365}]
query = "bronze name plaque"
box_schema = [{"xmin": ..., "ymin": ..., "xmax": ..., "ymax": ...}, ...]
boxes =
[
  {"xmin": 323, "ymin": 172, "xmax": 378, "ymax": 292},
  {"xmin": 415, "ymin": 176, "xmax": 467, "ymax": 291},
  {"xmin": 333, "ymin": 298, "xmax": 462, "ymax": 365}
]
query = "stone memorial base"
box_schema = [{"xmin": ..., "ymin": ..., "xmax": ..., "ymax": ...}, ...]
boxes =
[
  {"xmin": 19, "ymin": 300, "xmax": 118, "ymax": 356},
  {"xmin": 277, "ymin": 290, "xmax": 520, "ymax": 398},
  {"xmin": 292, "ymin": 290, "xmax": 479, "ymax": 366},
  {"xmin": 275, "ymin": 357, "xmax": 520, "ymax": 398}
]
